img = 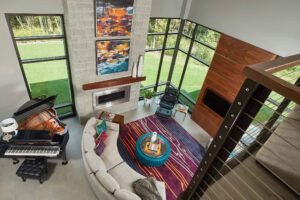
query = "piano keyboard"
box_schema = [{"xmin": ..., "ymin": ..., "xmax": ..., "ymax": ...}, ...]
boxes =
[{"xmin": 4, "ymin": 145, "xmax": 60, "ymax": 157}]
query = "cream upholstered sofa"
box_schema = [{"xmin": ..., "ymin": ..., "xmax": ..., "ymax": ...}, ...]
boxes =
[{"xmin": 81, "ymin": 117, "xmax": 166, "ymax": 200}]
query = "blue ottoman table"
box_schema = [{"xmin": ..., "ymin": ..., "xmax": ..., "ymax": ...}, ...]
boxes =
[{"xmin": 135, "ymin": 133, "xmax": 171, "ymax": 167}]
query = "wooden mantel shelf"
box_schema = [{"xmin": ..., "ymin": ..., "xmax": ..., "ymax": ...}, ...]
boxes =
[{"xmin": 82, "ymin": 76, "xmax": 146, "ymax": 90}]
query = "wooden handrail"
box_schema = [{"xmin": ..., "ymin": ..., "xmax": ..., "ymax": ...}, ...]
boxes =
[{"xmin": 243, "ymin": 54, "xmax": 300, "ymax": 105}]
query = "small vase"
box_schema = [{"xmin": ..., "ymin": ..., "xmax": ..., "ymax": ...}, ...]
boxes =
[
  {"xmin": 132, "ymin": 62, "xmax": 137, "ymax": 78},
  {"xmin": 137, "ymin": 55, "xmax": 144, "ymax": 77}
]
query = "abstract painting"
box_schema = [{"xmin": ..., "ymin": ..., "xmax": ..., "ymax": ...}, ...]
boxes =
[
  {"xmin": 96, "ymin": 40, "xmax": 130, "ymax": 75},
  {"xmin": 95, "ymin": 0, "xmax": 134, "ymax": 37}
]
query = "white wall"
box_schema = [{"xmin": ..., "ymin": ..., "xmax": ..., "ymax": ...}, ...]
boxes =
[
  {"xmin": 151, "ymin": 0, "xmax": 185, "ymax": 18},
  {"xmin": 187, "ymin": 0, "xmax": 300, "ymax": 57},
  {"xmin": 0, "ymin": 0, "xmax": 63, "ymax": 120}
]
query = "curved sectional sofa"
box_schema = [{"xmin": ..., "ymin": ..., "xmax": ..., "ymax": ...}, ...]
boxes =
[{"xmin": 81, "ymin": 117, "xmax": 166, "ymax": 200}]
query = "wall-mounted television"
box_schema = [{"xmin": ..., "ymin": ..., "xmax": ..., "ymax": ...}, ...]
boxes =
[{"xmin": 203, "ymin": 89, "xmax": 231, "ymax": 118}]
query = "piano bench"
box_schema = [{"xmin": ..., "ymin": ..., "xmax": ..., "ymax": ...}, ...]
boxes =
[{"xmin": 16, "ymin": 159, "xmax": 47, "ymax": 184}]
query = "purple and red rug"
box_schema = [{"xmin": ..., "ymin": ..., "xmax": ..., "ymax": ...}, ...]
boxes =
[{"xmin": 117, "ymin": 115, "xmax": 205, "ymax": 200}]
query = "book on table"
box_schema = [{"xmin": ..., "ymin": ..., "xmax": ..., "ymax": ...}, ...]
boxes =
[{"xmin": 144, "ymin": 142, "xmax": 161, "ymax": 156}]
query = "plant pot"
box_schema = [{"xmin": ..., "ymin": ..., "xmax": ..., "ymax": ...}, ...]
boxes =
[{"xmin": 144, "ymin": 98, "xmax": 153, "ymax": 105}]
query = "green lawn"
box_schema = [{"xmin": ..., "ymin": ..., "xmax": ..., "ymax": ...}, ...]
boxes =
[
  {"xmin": 23, "ymin": 59, "xmax": 68, "ymax": 83},
  {"xmin": 30, "ymin": 79, "xmax": 72, "ymax": 105},
  {"xmin": 17, "ymin": 40, "xmax": 65, "ymax": 60},
  {"xmin": 17, "ymin": 41, "xmax": 73, "ymax": 115},
  {"xmin": 142, "ymin": 51, "xmax": 208, "ymax": 102}
]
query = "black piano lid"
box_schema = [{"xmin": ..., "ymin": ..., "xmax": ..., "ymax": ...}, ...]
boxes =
[{"xmin": 13, "ymin": 95, "xmax": 57, "ymax": 121}]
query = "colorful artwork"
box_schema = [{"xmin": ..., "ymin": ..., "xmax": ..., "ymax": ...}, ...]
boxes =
[
  {"xmin": 95, "ymin": 0, "xmax": 134, "ymax": 37},
  {"xmin": 96, "ymin": 40, "xmax": 130, "ymax": 75}
]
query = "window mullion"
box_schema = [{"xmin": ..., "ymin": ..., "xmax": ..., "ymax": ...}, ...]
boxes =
[
  {"xmin": 154, "ymin": 18, "xmax": 171, "ymax": 91},
  {"xmin": 189, "ymin": 54, "xmax": 210, "ymax": 67},
  {"xmin": 15, "ymin": 35, "xmax": 64, "ymax": 41},
  {"xmin": 21, "ymin": 56, "xmax": 67, "ymax": 64},
  {"xmin": 178, "ymin": 24, "xmax": 198, "ymax": 90},
  {"xmin": 167, "ymin": 19, "xmax": 185, "ymax": 84},
  {"xmin": 194, "ymin": 39, "xmax": 216, "ymax": 51}
]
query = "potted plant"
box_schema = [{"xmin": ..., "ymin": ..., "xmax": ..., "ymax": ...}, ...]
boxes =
[{"xmin": 144, "ymin": 90, "xmax": 156, "ymax": 105}]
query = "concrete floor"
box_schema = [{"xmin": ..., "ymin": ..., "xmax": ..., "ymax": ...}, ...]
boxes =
[{"xmin": 0, "ymin": 101, "xmax": 210, "ymax": 200}]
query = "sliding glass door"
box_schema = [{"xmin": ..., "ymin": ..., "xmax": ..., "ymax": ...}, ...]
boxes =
[{"xmin": 6, "ymin": 14, "xmax": 75, "ymax": 118}]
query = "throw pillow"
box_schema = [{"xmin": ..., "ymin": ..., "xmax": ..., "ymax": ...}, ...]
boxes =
[
  {"xmin": 114, "ymin": 189, "xmax": 141, "ymax": 200},
  {"xmin": 101, "ymin": 130, "xmax": 108, "ymax": 141},
  {"xmin": 96, "ymin": 119, "xmax": 107, "ymax": 136},
  {"xmin": 163, "ymin": 94, "xmax": 177, "ymax": 102},
  {"xmin": 133, "ymin": 177, "xmax": 162, "ymax": 200},
  {"xmin": 95, "ymin": 140, "xmax": 106, "ymax": 156},
  {"xmin": 95, "ymin": 130, "xmax": 108, "ymax": 145}
]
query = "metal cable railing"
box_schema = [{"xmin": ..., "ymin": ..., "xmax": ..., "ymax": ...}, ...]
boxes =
[{"xmin": 178, "ymin": 54, "xmax": 300, "ymax": 200}]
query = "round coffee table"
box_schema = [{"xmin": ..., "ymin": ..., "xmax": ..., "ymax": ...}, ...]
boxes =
[{"xmin": 135, "ymin": 133, "xmax": 171, "ymax": 167}]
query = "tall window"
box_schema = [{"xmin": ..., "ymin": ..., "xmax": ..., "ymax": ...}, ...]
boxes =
[
  {"xmin": 142, "ymin": 18, "xmax": 180, "ymax": 95},
  {"xmin": 6, "ymin": 14, "xmax": 75, "ymax": 118},
  {"xmin": 141, "ymin": 18, "xmax": 220, "ymax": 111},
  {"xmin": 177, "ymin": 21, "xmax": 220, "ymax": 110}
]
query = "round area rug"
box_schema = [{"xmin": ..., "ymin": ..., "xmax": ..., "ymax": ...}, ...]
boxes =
[{"xmin": 117, "ymin": 115, "xmax": 205, "ymax": 200}]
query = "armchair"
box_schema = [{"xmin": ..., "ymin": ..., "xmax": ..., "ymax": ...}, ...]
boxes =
[{"xmin": 159, "ymin": 87, "xmax": 179, "ymax": 110}]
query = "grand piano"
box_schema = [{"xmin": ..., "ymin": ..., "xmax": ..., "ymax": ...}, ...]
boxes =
[{"xmin": 0, "ymin": 95, "xmax": 69, "ymax": 165}]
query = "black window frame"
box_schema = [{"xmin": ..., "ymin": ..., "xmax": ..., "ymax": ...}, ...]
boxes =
[
  {"xmin": 141, "ymin": 18, "xmax": 221, "ymax": 113},
  {"xmin": 142, "ymin": 17, "xmax": 180, "ymax": 92},
  {"xmin": 5, "ymin": 13, "xmax": 76, "ymax": 119}
]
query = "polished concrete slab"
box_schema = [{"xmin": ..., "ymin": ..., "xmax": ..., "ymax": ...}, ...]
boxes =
[{"xmin": 0, "ymin": 101, "xmax": 210, "ymax": 200}]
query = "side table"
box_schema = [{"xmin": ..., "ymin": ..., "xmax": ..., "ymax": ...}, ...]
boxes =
[
  {"xmin": 173, "ymin": 104, "xmax": 189, "ymax": 121},
  {"xmin": 99, "ymin": 112, "xmax": 124, "ymax": 130}
]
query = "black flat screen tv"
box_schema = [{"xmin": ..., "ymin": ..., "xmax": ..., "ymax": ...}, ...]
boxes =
[{"xmin": 203, "ymin": 89, "xmax": 231, "ymax": 118}]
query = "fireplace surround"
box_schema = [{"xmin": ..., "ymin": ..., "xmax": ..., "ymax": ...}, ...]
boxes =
[
  {"xmin": 62, "ymin": 0, "xmax": 152, "ymax": 122},
  {"xmin": 93, "ymin": 86, "xmax": 130, "ymax": 110}
]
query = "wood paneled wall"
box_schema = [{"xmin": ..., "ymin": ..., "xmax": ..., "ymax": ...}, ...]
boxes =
[{"xmin": 191, "ymin": 34, "xmax": 277, "ymax": 137}]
